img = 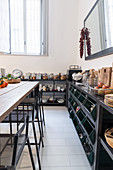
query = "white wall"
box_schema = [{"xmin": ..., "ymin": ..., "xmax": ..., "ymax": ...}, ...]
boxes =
[
  {"xmin": 1, "ymin": 0, "xmax": 113, "ymax": 74},
  {"xmin": 76, "ymin": 0, "xmax": 113, "ymax": 70},
  {"xmin": 0, "ymin": 0, "xmax": 78, "ymax": 75}
]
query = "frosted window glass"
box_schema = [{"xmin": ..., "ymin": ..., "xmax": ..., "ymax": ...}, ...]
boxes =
[
  {"xmin": 0, "ymin": 0, "xmax": 9, "ymax": 53},
  {"xmin": 104, "ymin": 0, "xmax": 113, "ymax": 48}
]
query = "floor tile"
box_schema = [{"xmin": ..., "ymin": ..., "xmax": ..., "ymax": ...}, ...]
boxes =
[
  {"xmin": 44, "ymin": 138, "xmax": 66, "ymax": 146},
  {"xmin": 41, "ymin": 155, "xmax": 70, "ymax": 167},
  {"xmin": 42, "ymin": 166, "xmax": 91, "ymax": 170},
  {"xmin": 65, "ymin": 138, "xmax": 81, "ymax": 146},
  {"xmin": 44, "ymin": 132, "xmax": 77, "ymax": 139},
  {"xmin": 66, "ymin": 145, "xmax": 85, "ymax": 154},
  {"xmin": 69, "ymin": 154, "xmax": 89, "ymax": 166},
  {"xmin": 41, "ymin": 145, "xmax": 84, "ymax": 156},
  {"xmin": 41, "ymin": 146, "xmax": 68, "ymax": 155}
]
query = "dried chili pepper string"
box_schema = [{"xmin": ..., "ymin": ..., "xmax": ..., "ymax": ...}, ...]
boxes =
[{"xmin": 79, "ymin": 27, "xmax": 91, "ymax": 58}]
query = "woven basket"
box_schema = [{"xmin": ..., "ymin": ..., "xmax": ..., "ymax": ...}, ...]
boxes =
[
  {"xmin": 104, "ymin": 128, "xmax": 113, "ymax": 148},
  {"xmin": 104, "ymin": 94, "xmax": 113, "ymax": 107}
]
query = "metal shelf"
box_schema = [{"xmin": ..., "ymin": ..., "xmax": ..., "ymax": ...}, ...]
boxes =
[
  {"xmin": 41, "ymin": 91, "xmax": 66, "ymax": 93},
  {"xmin": 21, "ymin": 79, "xmax": 66, "ymax": 82},
  {"xmin": 70, "ymin": 91, "xmax": 95, "ymax": 125},
  {"xmin": 99, "ymin": 137, "xmax": 113, "ymax": 160},
  {"xmin": 70, "ymin": 103, "xmax": 94, "ymax": 149},
  {"xmin": 43, "ymin": 102, "xmax": 65, "ymax": 106}
]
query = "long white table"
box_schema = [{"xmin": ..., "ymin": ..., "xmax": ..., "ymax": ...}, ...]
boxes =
[{"xmin": 0, "ymin": 81, "xmax": 39, "ymax": 122}]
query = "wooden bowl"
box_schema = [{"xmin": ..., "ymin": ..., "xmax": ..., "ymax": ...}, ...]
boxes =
[
  {"xmin": 104, "ymin": 94, "xmax": 113, "ymax": 107},
  {"xmin": 104, "ymin": 128, "xmax": 113, "ymax": 148}
]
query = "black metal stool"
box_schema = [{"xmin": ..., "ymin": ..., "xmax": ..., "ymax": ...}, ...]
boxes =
[
  {"xmin": 0, "ymin": 115, "xmax": 36, "ymax": 170},
  {"xmin": 2, "ymin": 98, "xmax": 42, "ymax": 170},
  {"xmin": 20, "ymin": 98, "xmax": 44, "ymax": 148},
  {"xmin": 37, "ymin": 92, "xmax": 45, "ymax": 137}
]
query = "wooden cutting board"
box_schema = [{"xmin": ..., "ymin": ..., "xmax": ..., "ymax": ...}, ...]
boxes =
[
  {"xmin": 111, "ymin": 63, "xmax": 113, "ymax": 87},
  {"xmin": 6, "ymin": 78, "xmax": 21, "ymax": 84},
  {"xmin": 98, "ymin": 67, "xmax": 112, "ymax": 86}
]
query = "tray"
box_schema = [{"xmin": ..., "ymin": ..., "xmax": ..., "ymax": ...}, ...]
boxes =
[
  {"xmin": 89, "ymin": 86, "xmax": 113, "ymax": 96},
  {"xmin": 6, "ymin": 78, "xmax": 21, "ymax": 84}
]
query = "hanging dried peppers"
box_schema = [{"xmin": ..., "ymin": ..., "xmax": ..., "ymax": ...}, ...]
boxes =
[{"xmin": 79, "ymin": 27, "xmax": 91, "ymax": 58}]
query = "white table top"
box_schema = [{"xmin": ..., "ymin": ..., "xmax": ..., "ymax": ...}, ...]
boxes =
[{"xmin": 0, "ymin": 81, "xmax": 39, "ymax": 122}]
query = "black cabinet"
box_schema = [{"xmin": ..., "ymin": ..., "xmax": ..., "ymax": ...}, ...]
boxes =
[{"xmin": 67, "ymin": 81, "xmax": 113, "ymax": 170}]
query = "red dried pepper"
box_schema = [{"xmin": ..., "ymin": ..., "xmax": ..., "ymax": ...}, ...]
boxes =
[{"xmin": 79, "ymin": 27, "xmax": 91, "ymax": 58}]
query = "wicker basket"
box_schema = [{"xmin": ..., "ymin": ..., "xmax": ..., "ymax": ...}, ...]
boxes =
[
  {"xmin": 104, "ymin": 94, "xmax": 113, "ymax": 107},
  {"xmin": 104, "ymin": 128, "xmax": 113, "ymax": 148}
]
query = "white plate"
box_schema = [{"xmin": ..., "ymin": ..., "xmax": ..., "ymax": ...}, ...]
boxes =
[{"xmin": 57, "ymin": 99, "xmax": 64, "ymax": 103}]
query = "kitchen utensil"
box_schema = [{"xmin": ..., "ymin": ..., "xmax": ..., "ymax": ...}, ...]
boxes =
[
  {"xmin": 36, "ymin": 73, "xmax": 42, "ymax": 79},
  {"xmin": 6, "ymin": 78, "xmax": 21, "ymax": 84},
  {"xmin": 72, "ymin": 70, "xmax": 85, "ymax": 81},
  {"xmin": 98, "ymin": 67, "xmax": 112, "ymax": 86},
  {"xmin": 67, "ymin": 65, "xmax": 82, "ymax": 81},
  {"xmin": 0, "ymin": 68, "xmax": 5, "ymax": 77}
]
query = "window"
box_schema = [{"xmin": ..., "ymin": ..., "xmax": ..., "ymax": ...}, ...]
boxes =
[
  {"xmin": 0, "ymin": 0, "xmax": 48, "ymax": 55},
  {"xmin": 104, "ymin": 0, "xmax": 113, "ymax": 48}
]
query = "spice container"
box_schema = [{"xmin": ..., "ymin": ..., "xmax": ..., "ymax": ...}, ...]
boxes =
[{"xmin": 36, "ymin": 73, "xmax": 41, "ymax": 79}]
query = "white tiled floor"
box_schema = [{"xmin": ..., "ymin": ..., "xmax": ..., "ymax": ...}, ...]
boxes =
[
  {"xmin": 0, "ymin": 106, "xmax": 91, "ymax": 170},
  {"xmin": 40, "ymin": 106, "xmax": 91, "ymax": 170}
]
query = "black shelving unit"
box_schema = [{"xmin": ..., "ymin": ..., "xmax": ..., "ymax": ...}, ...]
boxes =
[
  {"xmin": 67, "ymin": 80, "xmax": 113, "ymax": 170},
  {"xmin": 21, "ymin": 79, "xmax": 67, "ymax": 106}
]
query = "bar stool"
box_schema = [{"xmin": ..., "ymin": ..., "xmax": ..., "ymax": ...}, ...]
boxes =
[
  {"xmin": 2, "ymin": 98, "xmax": 42, "ymax": 170},
  {"xmin": 16, "ymin": 98, "xmax": 43, "ymax": 170},
  {"xmin": 20, "ymin": 97, "xmax": 44, "ymax": 148},
  {"xmin": 0, "ymin": 115, "xmax": 36, "ymax": 170},
  {"xmin": 38, "ymin": 91, "xmax": 45, "ymax": 126},
  {"xmin": 37, "ymin": 91, "xmax": 45, "ymax": 138}
]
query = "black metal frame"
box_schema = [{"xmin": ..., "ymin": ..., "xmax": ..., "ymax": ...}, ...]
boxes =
[
  {"xmin": 67, "ymin": 80, "xmax": 113, "ymax": 170},
  {"xmin": 84, "ymin": 0, "xmax": 113, "ymax": 60},
  {"xmin": 0, "ymin": 115, "xmax": 36, "ymax": 170}
]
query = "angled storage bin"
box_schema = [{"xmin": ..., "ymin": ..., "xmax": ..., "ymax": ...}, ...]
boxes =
[
  {"xmin": 82, "ymin": 118, "xmax": 96, "ymax": 144},
  {"xmin": 77, "ymin": 109, "xmax": 85, "ymax": 122},
  {"xmin": 90, "ymin": 106, "xmax": 97, "ymax": 121},
  {"xmin": 78, "ymin": 93, "xmax": 86, "ymax": 103},
  {"xmin": 73, "ymin": 89, "xmax": 81, "ymax": 98},
  {"xmin": 76, "ymin": 124, "xmax": 87, "ymax": 144},
  {"xmin": 84, "ymin": 99, "xmax": 97, "ymax": 122},
  {"xmin": 72, "ymin": 116, "xmax": 79, "ymax": 127}
]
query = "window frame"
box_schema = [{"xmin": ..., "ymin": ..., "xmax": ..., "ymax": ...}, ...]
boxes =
[{"xmin": 1, "ymin": 0, "xmax": 48, "ymax": 56}]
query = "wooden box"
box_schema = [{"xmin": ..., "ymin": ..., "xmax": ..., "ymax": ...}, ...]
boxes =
[{"xmin": 98, "ymin": 67, "xmax": 112, "ymax": 86}]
